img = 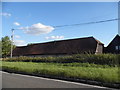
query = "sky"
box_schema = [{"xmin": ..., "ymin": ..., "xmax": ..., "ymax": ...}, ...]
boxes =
[{"xmin": 2, "ymin": 2, "xmax": 118, "ymax": 46}]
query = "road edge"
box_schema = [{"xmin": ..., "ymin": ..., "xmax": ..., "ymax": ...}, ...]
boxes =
[{"xmin": 1, "ymin": 69, "xmax": 120, "ymax": 89}]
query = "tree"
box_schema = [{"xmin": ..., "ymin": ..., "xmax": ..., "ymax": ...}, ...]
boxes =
[{"xmin": 1, "ymin": 36, "xmax": 15, "ymax": 58}]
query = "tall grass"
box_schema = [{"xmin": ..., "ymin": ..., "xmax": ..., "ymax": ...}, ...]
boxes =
[{"xmin": 1, "ymin": 61, "xmax": 119, "ymax": 84}]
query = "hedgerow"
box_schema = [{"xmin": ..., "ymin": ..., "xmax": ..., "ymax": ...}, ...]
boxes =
[{"xmin": 2, "ymin": 54, "xmax": 119, "ymax": 66}]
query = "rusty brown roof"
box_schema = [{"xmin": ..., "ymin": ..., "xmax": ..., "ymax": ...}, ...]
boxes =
[{"xmin": 13, "ymin": 36, "xmax": 103, "ymax": 56}]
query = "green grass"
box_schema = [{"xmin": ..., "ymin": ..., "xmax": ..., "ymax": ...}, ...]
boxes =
[{"xmin": 1, "ymin": 61, "xmax": 119, "ymax": 84}]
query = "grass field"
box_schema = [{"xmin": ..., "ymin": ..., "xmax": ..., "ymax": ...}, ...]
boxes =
[{"xmin": 1, "ymin": 61, "xmax": 119, "ymax": 84}]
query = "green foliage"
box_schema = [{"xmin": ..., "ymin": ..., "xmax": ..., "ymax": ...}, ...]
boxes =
[
  {"xmin": 1, "ymin": 61, "xmax": 119, "ymax": 83},
  {"xmin": 1, "ymin": 36, "xmax": 15, "ymax": 58},
  {"xmin": 1, "ymin": 54, "xmax": 119, "ymax": 86},
  {"xmin": 0, "ymin": 41, "xmax": 2, "ymax": 58},
  {"xmin": 2, "ymin": 54, "xmax": 119, "ymax": 66}
]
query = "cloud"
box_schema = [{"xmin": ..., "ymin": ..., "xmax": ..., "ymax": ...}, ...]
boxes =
[
  {"xmin": 14, "ymin": 35, "xmax": 20, "ymax": 39},
  {"xmin": 45, "ymin": 36, "xmax": 64, "ymax": 40},
  {"xmin": 20, "ymin": 23, "xmax": 54, "ymax": 35},
  {"xmin": 14, "ymin": 22, "xmax": 20, "ymax": 26},
  {"xmin": 13, "ymin": 40, "xmax": 26, "ymax": 46},
  {"xmin": 0, "ymin": 12, "xmax": 11, "ymax": 17}
]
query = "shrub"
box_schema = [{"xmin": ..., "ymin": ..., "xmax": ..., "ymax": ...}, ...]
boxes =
[{"xmin": 1, "ymin": 54, "xmax": 119, "ymax": 66}]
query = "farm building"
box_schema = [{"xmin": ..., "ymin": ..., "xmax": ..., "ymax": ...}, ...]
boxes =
[
  {"xmin": 104, "ymin": 34, "xmax": 120, "ymax": 54},
  {"xmin": 12, "ymin": 36, "xmax": 104, "ymax": 57}
]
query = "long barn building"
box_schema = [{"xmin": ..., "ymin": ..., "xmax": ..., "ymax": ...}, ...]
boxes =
[{"xmin": 12, "ymin": 36, "xmax": 104, "ymax": 57}]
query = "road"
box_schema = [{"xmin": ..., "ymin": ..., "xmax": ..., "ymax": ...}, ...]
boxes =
[{"xmin": 2, "ymin": 71, "xmax": 110, "ymax": 89}]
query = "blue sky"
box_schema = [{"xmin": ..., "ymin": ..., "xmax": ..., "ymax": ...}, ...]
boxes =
[{"xmin": 2, "ymin": 2, "xmax": 118, "ymax": 46}]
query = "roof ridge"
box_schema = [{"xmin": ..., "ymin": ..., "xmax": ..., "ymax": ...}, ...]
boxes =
[
  {"xmin": 27, "ymin": 36, "xmax": 94, "ymax": 45},
  {"xmin": 16, "ymin": 36, "xmax": 102, "ymax": 47}
]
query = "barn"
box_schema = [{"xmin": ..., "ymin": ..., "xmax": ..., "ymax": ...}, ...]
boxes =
[
  {"xmin": 104, "ymin": 34, "xmax": 120, "ymax": 54},
  {"xmin": 12, "ymin": 36, "xmax": 104, "ymax": 57}
]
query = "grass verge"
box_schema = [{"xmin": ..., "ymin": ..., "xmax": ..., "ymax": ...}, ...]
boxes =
[{"xmin": 1, "ymin": 61, "xmax": 119, "ymax": 84}]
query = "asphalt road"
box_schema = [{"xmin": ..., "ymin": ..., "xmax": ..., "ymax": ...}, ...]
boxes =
[{"xmin": 2, "ymin": 71, "xmax": 110, "ymax": 89}]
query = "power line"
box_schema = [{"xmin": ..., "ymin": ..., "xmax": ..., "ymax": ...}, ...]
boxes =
[
  {"xmin": 53, "ymin": 18, "xmax": 119, "ymax": 28},
  {"xmin": 12, "ymin": 18, "xmax": 119, "ymax": 31}
]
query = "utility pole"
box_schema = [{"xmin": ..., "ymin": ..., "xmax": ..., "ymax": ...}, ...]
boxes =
[{"xmin": 10, "ymin": 29, "xmax": 14, "ymax": 58}]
